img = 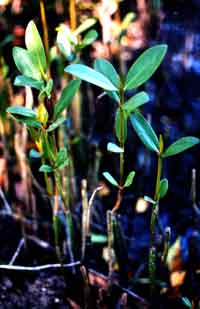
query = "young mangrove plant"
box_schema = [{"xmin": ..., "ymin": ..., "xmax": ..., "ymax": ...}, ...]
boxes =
[
  {"xmin": 6, "ymin": 20, "xmax": 81, "ymax": 262},
  {"xmin": 64, "ymin": 44, "xmax": 200, "ymax": 294}
]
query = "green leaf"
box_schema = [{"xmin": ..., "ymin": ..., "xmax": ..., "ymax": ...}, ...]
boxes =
[
  {"xmin": 115, "ymin": 107, "xmax": 127, "ymax": 143},
  {"xmin": 45, "ymin": 79, "xmax": 53, "ymax": 96},
  {"xmin": 107, "ymin": 142, "xmax": 124, "ymax": 153},
  {"xmin": 39, "ymin": 164, "xmax": 53, "ymax": 173},
  {"xmin": 130, "ymin": 112, "xmax": 159, "ymax": 153},
  {"xmin": 74, "ymin": 18, "xmax": 97, "ymax": 35},
  {"xmin": 123, "ymin": 91, "xmax": 149, "ymax": 116},
  {"xmin": 65, "ymin": 64, "xmax": 117, "ymax": 91},
  {"xmin": 91, "ymin": 234, "xmax": 107, "ymax": 243},
  {"xmin": 103, "ymin": 172, "xmax": 119, "ymax": 187},
  {"xmin": 7, "ymin": 106, "xmax": 36, "ymax": 118},
  {"xmin": 54, "ymin": 79, "xmax": 81, "ymax": 118},
  {"xmin": 12, "ymin": 47, "xmax": 41, "ymax": 80},
  {"xmin": 81, "ymin": 29, "xmax": 98, "ymax": 47},
  {"xmin": 124, "ymin": 44, "xmax": 167, "ymax": 90},
  {"xmin": 29, "ymin": 149, "xmax": 41, "ymax": 158},
  {"xmin": 18, "ymin": 117, "xmax": 41, "ymax": 128},
  {"xmin": 94, "ymin": 58, "xmax": 120, "ymax": 88},
  {"xmin": 14, "ymin": 75, "xmax": 44, "ymax": 90},
  {"xmin": 144, "ymin": 196, "xmax": 156, "ymax": 205},
  {"xmin": 47, "ymin": 116, "xmax": 66, "ymax": 132},
  {"xmin": 162, "ymin": 137, "xmax": 199, "ymax": 158},
  {"xmin": 124, "ymin": 171, "xmax": 135, "ymax": 187},
  {"xmin": 159, "ymin": 178, "xmax": 168, "ymax": 199},
  {"xmin": 181, "ymin": 297, "xmax": 192, "ymax": 308},
  {"xmin": 25, "ymin": 20, "xmax": 47, "ymax": 75},
  {"xmin": 121, "ymin": 12, "xmax": 135, "ymax": 31},
  {"xmin": 55, "ymin": 148, "xmax": 69, "ymax": 169}
]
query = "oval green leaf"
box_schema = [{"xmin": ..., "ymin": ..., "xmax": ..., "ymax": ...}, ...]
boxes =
[
  {"xmin": 124, "ymin": 171, "xmax": 135, "ymax": 187},
  {"xmin": 39, "ymin": 164, "xmax": 53, "ymax": 173},
  {"xmin": 94, "ymin": 58, "xmax": 120, "ymax": 88},
  {"xmin": 12, "ymin": 47, "xmax": 41, "ymax": 80},
  {"xmin": 54, "ymin": 79, "xmax": 81, "ymax": 118},
  {"xmin": 74, "ymin": 18, "xmax": 97, "ymax": 35},
  {"xmin": 159, "ymin": 178, "xmax": 168, "ymax": 199},
  {"xmin": 25, "ymin": 20, "xmax": 47, "ymax": 75},
  {"xmin": 124, "ymin": 44, "xmax": 167, "ymax": 90},
  {"xmin": 81, "ymin": 30, "xmax": 98, "ymax": 47},
  {"xmin": 47, "ymin": 116, "xmax": 66, "ymax": 132},
  {"xmin": 55, "ymin": 148, "xmax": 69, "ymax": 169},
  {"xmin": 130, "ymin": 112, "xmax": 159, "ymax": 153},
  {"xmin": 103, "ymin": 172, "xmax": 119, "ymax": 187},
  {"xmin": 65, "ymin": 64, "xmax": 117, "ymax": 91},
  {"xmin": 123, "ymin": 91, "xmax": 149, "ymax": 116},
  {"xmin": 162, "ymin": 137, "xmax": 200, "ymax": 158},
  {"xmin": 7, "ymin": 106, "xmax": 36, "ymax": 118},
  {"xmin": 107, "ymin": 142, "xmax": 124, "ymax": 153},
  {"xmin": 14, "ymin": 75, "xmax": 44, "ymax": 90}
]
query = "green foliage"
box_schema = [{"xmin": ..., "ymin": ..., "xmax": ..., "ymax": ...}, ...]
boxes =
[
  {"xmin": 14, "ymin": 75, "xmax": 44, "ymax": 90},
  {"xmin": 124, "ymin": 171, "xmax": 135, "ymax": 187},
  {"xmin": 123, "ymin": 91, "xmax": 149, "ymax": 115},
  {"xmin": 159, "ymin": 179, "xmax": 168, "ymax": 199},
  {"xmin": 54, "ymin": 79, "xmax": 81, "ymax": 118},
  {"xmin": 80, "ymin": 30, "xmax": 98, "ymax": 48},
  {"xmin": 94, "ymin": 58, "xmax": 120, "ymax": 88},
  {"xmin": 55, "ymin": 148, "xmax": 69, "ymax": 170},
  {"xmin": 130, "ymin": 112, "xmax": 159, "ymax": 153},
  {"xmin": 162, "ymin": 137, "xmax": 199, "ymax": 158},
  {"xmin": 124, "ymin": 44, "xmax": 167, "ymax": 90},
  {"xmin": 7, "ymin": 106, "xmax": 36, "ymax": 118},
  {"xmin": 29, "ymin": 149, "xmax": 41, "ymax": 159},
  {"xmin": 107, "ymin": 142, "xmax": 124, "ymax": 153},
  {"xmin": 25, "ymin": 20, "xmax": 47, "ymax": 75},
  {"xmin": 65, "ymin": 64, "xmax": 117, "ymax": 91},
  {"xmin": 74, "ymin": 18, "xmax": 97, "ymax": 35},
  {"xmin": 181, "ymin": 297, "xmax": 192, "ymax": 308},
  {"xmin": 103, "ymin": 172, "xmax": 119, "ymax": 187},
  {"xmin": 144, "ymin": 196, "xmax": 156, "ymax": 205},
  {"xmin": 12, "ymin": 47, "xmax": 42, "ymax": 81},
  {"xmin": 39, "ymin": 164, "xmax": 53, "ymax": 173},
  {"xmin": 47, "ymin": 116, "xmax": 66, "ymax": 132}
]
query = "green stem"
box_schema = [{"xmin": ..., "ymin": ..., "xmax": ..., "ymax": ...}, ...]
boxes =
[{"xmin": 119, "ymin": 82, "xmax": 125, "ymax": 187}]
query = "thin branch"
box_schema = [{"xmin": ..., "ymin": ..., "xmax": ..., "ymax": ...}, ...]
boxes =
[
  {"xmin": 0, "ymin": 261, "xmax": 81, "ymax": 272},
  {"xmin": 9, "ymin": 238, "xmax": 24, "ymax": 265}
]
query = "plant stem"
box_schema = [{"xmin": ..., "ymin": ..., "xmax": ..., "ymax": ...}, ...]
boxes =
[
  {"xmin": 112, "ymin": 80, "xmax": 125, "ymax": 213},
  {"xmin": 69, "ymin": 0, "xmax": 76, "ymax": 31},
  {"xmin": 39, "ymin": 0, "xmax": 49, "ymax": 64},
  {"xmin": 149, "ymin": 135, "xmax": 163, "ymax": 296}
]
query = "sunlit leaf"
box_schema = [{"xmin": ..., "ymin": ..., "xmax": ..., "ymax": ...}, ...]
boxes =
[
  {"xmin": 55, "ymin": 148, "xmax": 69, "ymax": 169},
  {"xmin": 121, "ymin": 12, "xmax": 135, "ymax": 31},
  {"xmin": 54, "ymin": 79, "xmax": 81, "ymax": 118},
  {"xmin": 106, "ymin": 90, "xmax": 120, "ymax": 103},
  {"xmin": 144, "ymin": 196, "xmax": 156, "ymax": 205},
  {"xmin": 124, "ymin": 45, "xmax": 167, "ymax": 90},
  {"xmin": 81, "ymin": 29, "xmax": 98, "ymax": 47},
  {"xmin": 94, "ymin": 58, "xmax": 120, "ymax": 88},
  {"xmin": 7, "ymin": 106, "xmax": 36, "ymax": 118},
  {"xmin": 47, "ymin": 116, "xmax": 66, "ymax": 132},
  {"xmin": 74, "ymin": 18, "xmax": 97, "ymax": 35},
  {"xmin": 65, "ymin": 64, "xmax": 117, "ymax": 91},
  {"xmin": 124, "ymin": 171, "xmax": 135, "ymax": 187},
  {"xmin": 181, "ymin": 297, "xmax": 192, "ymax": 308},
  {"xmin": 39, "ymin": 164, "xmax": 53, "ymax": 173},
  {"xmin": 130, "ymin": 112, "xmax": 159, "ymax": 153},
  {"xmin": 159, "ymin": 178, "xmax": 168, "ymax": 199},
  {"xmin": 29, "ymin": 149, "xmax": 41, "ymax": 159},
  {"xmin": 14, "ymin": 75, "xmax": 44, "ymax": 90},
  {"xmin": 107, "ymin": 142, "xmax": 124, "ymax": 153},
  {"xmin": 162, "ymin": 137, "xmax": 199, "ymax": 158},
  {"xmin": 123, "ymin": 91, "xmax": 149, "ymax": 116},
  {"xmin": 103, "ymin": 172, "xmax": 119, "ymax": 187},
  {"xmin": 12, "ymin": 47, "xmax": 41, "ymax": 80},
  {"xmin": 25, "ymin": 20, "xmax": 47, "ymax": 75},
  {"xmin": 91, "ymin": 234, "xmax": 107, "ymax": 243},
  {"xmin": 115, "ymin": 107, "xmax": 127, "ymax": 143}
]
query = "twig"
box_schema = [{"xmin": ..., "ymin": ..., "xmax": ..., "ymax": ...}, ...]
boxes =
[
  {"xmin": 0, "ymin": 187, "xmax": 12, "ymax": 214},
  {"xmin": 0, "ymin": 261, "xmax": 81, "ymax": 271},
  {"xmin": 9, "ymin": 238, "xmax": 24, "ymax": 265}
]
